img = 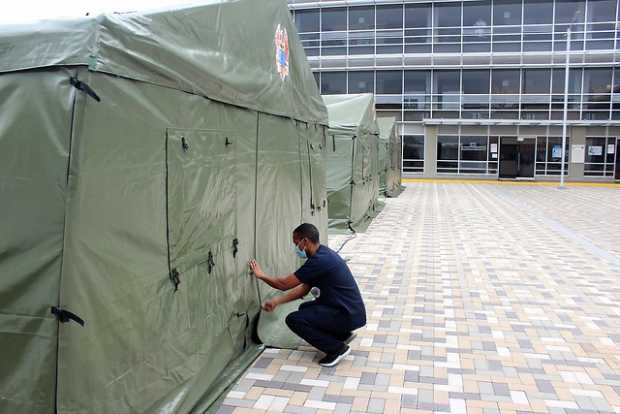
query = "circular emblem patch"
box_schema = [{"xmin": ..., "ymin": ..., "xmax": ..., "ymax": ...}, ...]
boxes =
[{"xmin": 275, "ymin": 24, "xmax": 289, "ymax": 81}]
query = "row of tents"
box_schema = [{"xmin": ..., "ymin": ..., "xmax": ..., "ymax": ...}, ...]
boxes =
[{"xmin": 0, "ymin": 0, "xmax": 401, "ymax": 413}]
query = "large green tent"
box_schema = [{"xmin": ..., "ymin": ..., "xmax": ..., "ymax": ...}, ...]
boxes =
[
  {"xmin": 0, "ymin": 1, "xmax": 328, "ymax": 412},
  {"xmin": 377, "ymin": 117, "xmax": 404, "ymax": 198},
  {"xmin": 323, "ymin": 94, "xmax": 380, "ymax": 233}
]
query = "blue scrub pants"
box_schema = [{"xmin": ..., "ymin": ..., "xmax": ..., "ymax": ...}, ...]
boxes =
[{"xmin": 285, "ymin": 302, "xmax": 359, "ymax": 355}]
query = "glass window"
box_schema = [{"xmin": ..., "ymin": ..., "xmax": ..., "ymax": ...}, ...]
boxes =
[
  {"xmin": 523, "ymin": 0, "xmax": 553, "ymax": 24},
  {"xmin": 321, "ymin": 8, "xmax": 347, "ymax": 31},
  {"xmin": 349, "ymin": 6, "xmax": 374, "ymax": 30},
  {"xmin": 545, "ymin": 137, "xmax": 570, "ymax": 175},
  {"xmin": 587, "ymin": 0, "xmax": 617, "ymax": 22},
  {"xmin": 555, "ymin": 0, "xmax": 585, "ymax": 24},
  {"xmin": 433, "ymin": 70, "xmax": 461, "ymax": 94},
  {"xmin": 492, "ymin": 69, "xmax": 520, "ymax": 94},
  {"xmin": 537, "ymin": 136, "xmax": 547, "ymax": 163},
  {"xmin": 403, "ymin": 135, "xmax": 424, "ymax": 160},
  {"xmin": 376, "ymin": 71, "xmax": 403, "ymax": 94},
  {"xmin": 460, "ymin": 136, "xmax": 488, "ymax": 173},
  {"xmin": 493, "ymin": 0, "xmax": 522, "ymax": 26},
  {"xmin": 552, "ymin": 68, "xmax": 583, "ymax": 94},
  {"xmin": 462, "ymin": 70, "xmax": 490, "ymax": 94},
  {"xmin": 614, "ymin": 67, "xmax": 620, "ymax": 94},
  {"xmin": 348, "ymin": 71, "xmax": 374, "ymax": 93},
  {"xmin": 405, "ymin": 3, "xmax": 431, "ymax": 28},
  {"xmin": 584, "ymin": 68, "xmax": 613, "ymax": 94},
  {"xmin": 522, "ymin": 69, "xmax": 551, "ymax": 94},
  {"xmin": 585, "ymin": 137, "xmax": 607, "ymax": 175},
  {"xmin": 313, "ymin": 72, "xmax": 320, "ymax": 89},
  {"xmin": 464, "ymin": 1, "xmax": 491, "ymax": 26},
  {"xmin": 404, "ymin": 71, "xmax": 431, "ymax": 94},
  {"xmin": 434, "ymin": 2, "xmax": 462, "ymax": 27},
  {"xmin": 295, "ymin": 9, "xmax": 320, "ymax": 32},
  {"xmin": 321, "ymin": 72, "xmax": 346, "ymax": 94},
  {"xmin": 437, "ymin": 136, "xmax": 459, "ymax": 160},
  {"xmin": 403, "ymin": 135, "xmax": 425, "ymax": 173},
  {"xmin": 376, "ymin": 5, "xmax": 403, "ymax": 29}
]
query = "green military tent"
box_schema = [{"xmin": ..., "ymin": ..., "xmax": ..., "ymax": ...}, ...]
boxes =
[
  {"xmin": 0, "ymin": 1, "xmax": 329, "ymax": 412},
  {"xmin": 323, "ymin": 94, "xmax": 380, "ymax": 233},
  {"xmin": 377, "ymin": 117, "xmax": 404, "ymax": 198}
]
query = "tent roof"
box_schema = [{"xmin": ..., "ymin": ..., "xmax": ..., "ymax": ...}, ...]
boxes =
[
  {"xmin": 377, "ymin": 117, "xmax": 396, "ymax": 141},
  {"xmin": 0, "ymin": 0, "xmax": 327, "ymax": 124},
  {"xmin": 322, "ymin": 94, "xmax": 378, "ymax": 135}
]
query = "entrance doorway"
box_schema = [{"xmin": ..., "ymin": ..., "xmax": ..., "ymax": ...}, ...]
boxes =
[
  {"xmin": 499, "ymin": 137, "xmax": 535, "ymax": 179},
  {"xmin": 616, "ymin": 138, "xmax": 620, "ymax": 180}
]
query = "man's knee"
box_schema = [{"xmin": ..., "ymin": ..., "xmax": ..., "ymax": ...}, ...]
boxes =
[{"xmin": 285, "ymin": 311, "xmax": 302, "ymax": 331}]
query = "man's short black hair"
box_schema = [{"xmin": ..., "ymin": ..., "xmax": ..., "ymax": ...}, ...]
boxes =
[{"xmin": 293, "ymin": 223, "xmax": 320, "ymax": 243}]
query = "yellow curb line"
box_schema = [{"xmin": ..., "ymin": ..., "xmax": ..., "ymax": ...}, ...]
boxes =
[{"xmin": 402, "ymin": 178, "xmax": 620, "ymax": 188}]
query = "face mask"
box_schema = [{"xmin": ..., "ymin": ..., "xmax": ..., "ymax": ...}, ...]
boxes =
[{"xmin": 294, "ymin": 241, "xmax": 307, "ymax": 259}]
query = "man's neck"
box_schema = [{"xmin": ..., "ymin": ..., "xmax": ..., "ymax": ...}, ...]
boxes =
[{"xmin": 306, "ymin": 243, "xmax": 320, "ymax": 257}]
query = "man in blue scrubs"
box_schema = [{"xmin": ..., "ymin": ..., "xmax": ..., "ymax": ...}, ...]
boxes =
[{"xmin": 249, "ymin": 223, "xmax": 366, "ymax": 367}]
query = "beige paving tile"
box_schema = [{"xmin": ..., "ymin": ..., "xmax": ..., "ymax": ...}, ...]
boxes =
[{"xmin": 221, "ymin": 184, "xmax": 620, "ymax": 414}]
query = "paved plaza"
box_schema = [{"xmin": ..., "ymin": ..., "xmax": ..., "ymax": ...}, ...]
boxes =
[{"xmin": 220, "ymin": 183, "xmax": 620, "ymax": 414}]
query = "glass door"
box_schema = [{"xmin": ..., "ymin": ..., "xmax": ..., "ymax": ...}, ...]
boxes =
[
  {"xmin": 616, "ymin": 138, "xmax": 620, "ymax": 180},
  {"xmin": 517, "ymin": 138, "xmax": 536, "ymax": 179},
  {"xmin": 499, "ymin": 137, "xmax": 536, "ymax": 179},
  {"xmin": 499, "ymin": 137, "xmax": 518, "ymax": 178}
]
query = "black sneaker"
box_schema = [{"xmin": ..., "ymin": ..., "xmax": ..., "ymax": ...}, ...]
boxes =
[
  {"xmin": 319, "ymin": 345, "xmax": 351, "ymax": 367},
  {"xmin": 344, "ymin": 332, "xmax": 357, "ymax": 344}
]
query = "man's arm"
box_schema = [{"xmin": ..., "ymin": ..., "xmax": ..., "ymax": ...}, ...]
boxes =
[
  {"xmin": 263, "ymin": 283, "xmax": 311, "ymax": 312},
  {"xmin": 249, "ymin": 259, "xmax": 302, "ymax": 291}
]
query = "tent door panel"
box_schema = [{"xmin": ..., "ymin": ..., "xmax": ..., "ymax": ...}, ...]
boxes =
[
  {"xmin": 166, "ymin": 128, "xmax": 239, "ymax": 337},
  {"xmin": 166, "ymin": 129, "xmax": 237, "ymax": 273}
]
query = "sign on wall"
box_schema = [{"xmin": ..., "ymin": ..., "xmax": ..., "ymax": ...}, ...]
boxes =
[{"xmin": 571, "ymin": 144, "xmax": 585, "ymax": 163}]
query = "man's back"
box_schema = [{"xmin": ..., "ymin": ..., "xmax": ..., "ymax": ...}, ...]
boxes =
[{"xmin": 294, "ymin": 244, "xmax": 366, "ymax": 328}]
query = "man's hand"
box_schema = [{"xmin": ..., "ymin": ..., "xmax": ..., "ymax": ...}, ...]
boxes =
[
  {"xmin": 262, "ymin": 298, "xmax": 278, "ymax": 312},
  {"xmin": 249, "ymin": 259, "xmax": 265, "ymax": 279}
]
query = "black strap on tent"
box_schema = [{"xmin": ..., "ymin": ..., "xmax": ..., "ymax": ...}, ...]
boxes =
[
  {"xmin": 169, "ymin": 268, "xmax": 180, "ymax": 291},
  {"xmin": 306, "ymin": 140, "xmax": 315, "ymax": 215},
  {"xmin": 181, "ymin": 137, "xmax": 189, "ymax": 152},
  {"xmin": 70, "ymin": 77, "xmax": 101, "ymax": 102},
  {"xmin": 207, "ymin": 251, "xmax": 215, "ymax": 274},
  {"xmin": 51, "ymin": 306, "xmax": 85, "ymax": 327},
  {"xmin": 232, "ymin": 238, "xmax": 239, "ymax": 258}
]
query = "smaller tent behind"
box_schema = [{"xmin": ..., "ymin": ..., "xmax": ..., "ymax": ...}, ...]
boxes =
[
  {"xmin": 377, "ymin": 117, "xmax": 404, "ymax": 198},
  {"xmin": 323, "ymin": 94, "xmax": 381, "ymax": 233}
]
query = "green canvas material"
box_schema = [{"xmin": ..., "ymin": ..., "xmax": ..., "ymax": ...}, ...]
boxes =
[
  {"xmin": 377, "ymin": 117, "xmax": 404, "ymax": 198},
  {"xmin": 323, "ymin": 94, "xmax": 381, "ymax": 233},
  {"xmin": 0, "ymin": 1, "xmax": 329, "ymax": 412}
]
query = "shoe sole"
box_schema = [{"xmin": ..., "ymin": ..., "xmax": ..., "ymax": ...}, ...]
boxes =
[{"xmin": 319, "ymin": 346, "xmax": 351, "ymax": 367}]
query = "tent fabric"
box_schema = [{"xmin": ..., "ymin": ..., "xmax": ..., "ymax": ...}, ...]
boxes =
[
  {"xmin": 377, "ymin": 117, "xmax": 404, "ymax": 198},
  {"xmin": 323, "ymin": 94, "xmax": 381, "ymax": 233},
  {"xmin": 0, "ymin": 2, "xmax": 328, "ymax": 413},
  {"xmin": 0, "ymin": 0, "xmax": 327, "ymax": 125}
]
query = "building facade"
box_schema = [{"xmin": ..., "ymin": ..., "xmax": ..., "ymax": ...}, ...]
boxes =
[{"xmin": 289, "ymin": 0, "xmax": 620, "ymax": 181}]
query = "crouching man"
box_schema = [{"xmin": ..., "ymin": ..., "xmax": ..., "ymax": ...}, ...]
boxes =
[{"xmin": 249, "ymin": 223, "xmax": 366, "ymax": 367}]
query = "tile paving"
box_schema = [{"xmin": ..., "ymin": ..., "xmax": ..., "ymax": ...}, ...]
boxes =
[{"xmin": 220, "ymin": 183, "xmax": 620, "ymax": 414}]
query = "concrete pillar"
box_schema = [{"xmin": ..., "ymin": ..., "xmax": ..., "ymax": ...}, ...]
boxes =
[
  {"xmin": 569, "ymin": 126, "xmax": 586, "ymax": 180},
  {"xmin": 424, "ymin": 125, "xmax": 438, "ymax": 178}
]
